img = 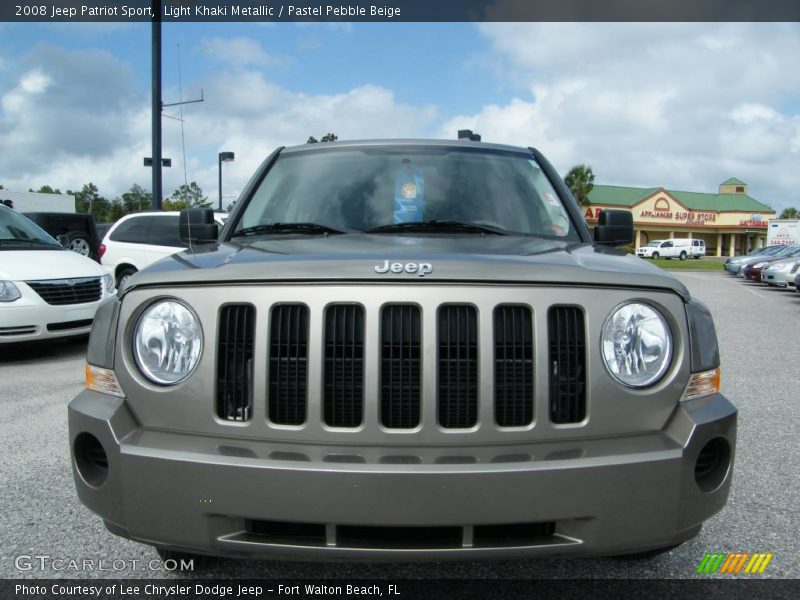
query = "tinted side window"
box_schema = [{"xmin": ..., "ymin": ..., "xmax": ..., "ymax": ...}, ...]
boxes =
[
  {"xmin": 110, "ymin": 217, "xmax": 153, "ymax": 243},
  {"xmin": 148, "ymin": 215, "xmax": 184, "ymax": 247}
]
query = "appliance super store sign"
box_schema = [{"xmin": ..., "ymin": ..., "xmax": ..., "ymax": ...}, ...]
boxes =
[{"xmin": 585, "ymin": 207, "xmax": 767, "ymax": 229}]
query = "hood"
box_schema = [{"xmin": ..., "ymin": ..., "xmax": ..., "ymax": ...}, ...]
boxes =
[
  {"xmin": 0, "ymin": 249, "xmax": 106, "ymax": 281},
  {"xmin": 130, "ymin": 234, "xmax": 689, "ymax": 298}
]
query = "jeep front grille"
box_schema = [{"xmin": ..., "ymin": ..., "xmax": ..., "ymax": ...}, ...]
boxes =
[
  {"xmin": 380, "ymin": 304, "xmax": 422, "ymax": 429},
  {"xmin": 494, "ymin": 305, "xmax": 534, "ymax": 427},
  {"xmin": 548, "ymin": 306, "xmax": 586, "ymax": 424},
  {"xmin": 213, "ymin": 295, "xmax": 591, "ymax": 431},
  {"xmin": 269, "ymin": 304, "xmax": 309, "ymax": 425},
  {"xmin": 323, "ymin": 304, "xmax": 365, "ymax": 428},
  {"xmin": 217, "ymin": 304, "xmax": 255, "ymax": 421},
  {"xmin": 27, "ymin": 277, "xmax": 101, "ymax": 305},
  {"xmin": 438, "ymin": 305, "xmax": 478, "ymax": 429}
]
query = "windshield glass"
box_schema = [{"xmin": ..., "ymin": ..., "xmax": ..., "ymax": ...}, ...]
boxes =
[
  {"xmin": 234, "ymin": 146, "xmax": 580, "ymax": 240},
  {"xmin": 646, "ymin": 241, "xmax": 662, "ymax": 247},
  {"xmin": 0, "ymin": 207, "xmax": 61, "ymax": 247},
  {"xmin": 776, "ymin": 245, "xmax": 799, "ymax": 256}
]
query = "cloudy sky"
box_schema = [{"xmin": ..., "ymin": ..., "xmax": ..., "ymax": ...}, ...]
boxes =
[{"xmin": 0, "ymin": 22, "xmax": 798, "ymax": 212}]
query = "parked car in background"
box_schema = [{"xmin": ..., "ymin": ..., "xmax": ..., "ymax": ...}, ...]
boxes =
[
  {"xmin": 0, "ymin": 205, "xmax": 114, "ymax": 342},
  {"xmin": 690, "ymin": 239, "xmax": 706, "ymax": 259},
  {"xmin": 23, "ymin": 212, "xmax": 101, "ymax": 260},
  {"xmin": 636, "ymin": 238, "xmax": 694, "ymax": 260},
  {"xmin": 761, "ymin": 257, "xmax": 800, "ymax": 288},
  {"xmin": 100, "ymin": 211, "xmax": 226, "ymax": 288},
  {"xmin": 735, "ymin": 245, "xmax": 799, "ymax": 278},
  {"xmin": 725, "ymin": 245, "xmax": 784, "ymax": 274},
  {"xmin": 741, "ymin": 245, "xmax": 800, "ymax": 282}
]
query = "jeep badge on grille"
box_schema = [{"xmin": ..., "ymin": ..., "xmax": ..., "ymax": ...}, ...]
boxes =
[{"xmin": 374, "ymin": 260, "xmax": 433, "ymax": 277}]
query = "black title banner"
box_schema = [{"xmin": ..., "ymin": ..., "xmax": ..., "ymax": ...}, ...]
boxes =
[
  {"xmin": 4, "ymin": 0, "xmax": 800, "ymax": 22},
  {"xmin": 5, "ymin": 579, "xmax": 800, "ymax": 600}
]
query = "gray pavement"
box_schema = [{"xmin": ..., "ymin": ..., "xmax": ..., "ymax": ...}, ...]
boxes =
[{"xmin": 1, "ymin": 272, "xmax": 798, "ymax": 579}]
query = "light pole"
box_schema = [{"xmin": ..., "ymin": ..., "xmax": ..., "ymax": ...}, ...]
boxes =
[{"xmin": 218, "ymin": 151, "xmax": 235, "ymax": 210}]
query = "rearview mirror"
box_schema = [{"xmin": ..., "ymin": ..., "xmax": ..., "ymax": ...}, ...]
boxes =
[
  {"xmin": 179, "ymin": 209, "xmax": 218, "ymax": 245},
  {"xmin": 594, "ymin": 209, "xmax": 633, "ymax": 247}
]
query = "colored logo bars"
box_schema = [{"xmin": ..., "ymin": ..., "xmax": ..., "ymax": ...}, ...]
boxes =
[{"xmin": 697, "ymin": 552, "xmax": 773, "ymax": 574}]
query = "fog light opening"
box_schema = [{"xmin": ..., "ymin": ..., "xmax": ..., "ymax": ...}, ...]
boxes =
[
  {"xmin": 74, "ymin": 432, "xmax": 109, "ymax": 487},
  {"xmin": 694, "ymin": 437, "xmax": 730, "ymax": 493}
]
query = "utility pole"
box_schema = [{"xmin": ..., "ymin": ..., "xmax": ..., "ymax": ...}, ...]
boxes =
[{"xmin": 151, "ymin": 0, "xmax": 162, "ymax": 210}]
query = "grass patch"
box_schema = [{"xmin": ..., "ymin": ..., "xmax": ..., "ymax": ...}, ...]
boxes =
[{"xmin": 639, "ymin": 257, "xmax": 724, "ymax": 271}]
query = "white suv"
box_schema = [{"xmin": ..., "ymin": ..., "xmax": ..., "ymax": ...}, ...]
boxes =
[{"xmin": 100, "ymin": 211, "xmax": 226, "ymax": 288}]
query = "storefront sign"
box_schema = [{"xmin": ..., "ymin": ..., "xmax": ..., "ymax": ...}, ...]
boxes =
[{"xmin": 638, "ymin": 210, "xmax": 716, "ymax": 223}]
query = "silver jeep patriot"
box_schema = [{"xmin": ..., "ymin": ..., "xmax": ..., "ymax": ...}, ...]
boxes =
[{"xmin": 69, "ymin": 140, "xmax": 735, "ymax": 561}]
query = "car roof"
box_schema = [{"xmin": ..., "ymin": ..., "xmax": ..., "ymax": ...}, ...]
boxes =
[{"xmin": 280, "ymin": 138, "xmax": 534, "ymax": 156}]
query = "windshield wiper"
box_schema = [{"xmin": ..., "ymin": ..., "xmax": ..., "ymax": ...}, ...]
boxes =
[
  {"xmin": 232, "ymin": 222, "xmax": 347, "ymax": 237},
  {"xmin": 365, "ymin": 220, "xmax": 509, "ymax": 235}
]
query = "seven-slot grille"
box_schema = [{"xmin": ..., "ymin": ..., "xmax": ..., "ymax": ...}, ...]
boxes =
[
  {"xmin": 381, "ymin": 305, "xmax": 422, "ymax": 428},
  {"xmin": 269, "ymin": 304, "xmax": 309, "ymax": 425},
  {"xmin": 217, "ymin": 301, "xmax": 587, "ymax": 428},
  {"xmin": 324, "ymin": 305, "xmax": 365, "ymax": 427},
  {"xmin": 216, "ymin": 305, "xmax": 255, "ymax": 421},
  {"xmin": 494, "ymin": 306, "xmax": 534, "ymax": 427},
  {"xmin": 26, "ymin": 277, "xmax": 101, "ymax": 305},
  {"xmin": 548, "ymin": 307, "xmax": 587, "ymax": 424}
]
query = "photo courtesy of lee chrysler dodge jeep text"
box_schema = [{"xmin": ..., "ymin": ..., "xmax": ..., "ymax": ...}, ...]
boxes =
[{"xmin": 69, "ymin": 139, "xmax": 735, "ymax": 561}]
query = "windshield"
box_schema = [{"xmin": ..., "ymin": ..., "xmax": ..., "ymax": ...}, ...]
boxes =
[
  {"xmin": 646, "ymin": 241, "xmax": 662, "ymax": 247},
  {"xmin": 0, "ymin": 206, "xmax": 61, "ymax": 248},
  {"xmin": 233, "ymin": 146, "xmax": 580, "ymax": 240},
  {"xmin": 776, "ymin": 245, "xmax": 800, "ymax": 256}
]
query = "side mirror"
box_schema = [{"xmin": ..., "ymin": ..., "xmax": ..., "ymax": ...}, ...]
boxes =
[
  {"xmin": 594, "ymin": 209, "xmax": 633, "ymax": 247},
  {"xmin": 179, "ymin": 209, "xmax": 218, "ymax": 244},
  {"xmin": 57, "ymin": 234, "xmax": 70, "ymax": 247}
]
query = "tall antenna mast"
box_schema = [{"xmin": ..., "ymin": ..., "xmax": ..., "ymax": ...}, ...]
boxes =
[{"xmin": 177, "ymin": 43, "xmax": 188, "ymax": 186}]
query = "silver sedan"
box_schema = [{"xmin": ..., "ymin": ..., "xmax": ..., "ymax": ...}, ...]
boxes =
[{"xmin": 762, "ymin": 258, "xmax": 800, "ymax": 287}]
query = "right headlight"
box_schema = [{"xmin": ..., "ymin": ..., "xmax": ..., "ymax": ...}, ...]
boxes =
[
  {"xmin": 0, "ymin": 281, "xmax": 21, "ymax": 302},
  {"xmin": 133, "ymin": 299, "xmax": 203, "ymax": 385},
  {"xmin": 601, "ymin": 302, "xmax": 672, "ymax": 388}
]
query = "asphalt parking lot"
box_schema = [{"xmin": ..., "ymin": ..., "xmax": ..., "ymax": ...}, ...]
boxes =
[{"xmin": 1, "ymin": 271, "xmax": 798, "ymax": 580}]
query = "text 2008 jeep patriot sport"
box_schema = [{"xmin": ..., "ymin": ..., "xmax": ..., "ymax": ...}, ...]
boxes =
[{"xmin": 69, "ymin": 139, "xmax": 735, "ymax": 561}]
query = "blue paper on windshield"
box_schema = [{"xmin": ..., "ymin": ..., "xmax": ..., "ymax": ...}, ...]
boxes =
[{"xmin": 394, "ymin": 164, "xmax": 425, "ymax": 224}]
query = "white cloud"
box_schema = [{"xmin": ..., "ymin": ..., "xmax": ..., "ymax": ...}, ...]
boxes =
[
  {"xmin": 0, "ymin": 44, "xmax": 437, "ymax": 202},
  {"xmin": 200, "ymin": 36, "xmax": 286, "ymax": 68},
  {"xmin": 445, "ymin": 23, "xmax": 800, "ymax": 211}
]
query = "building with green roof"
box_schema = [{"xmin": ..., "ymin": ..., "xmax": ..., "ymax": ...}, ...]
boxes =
[{"xmin": 583, "ymin": 179, "xmax": 775, "ymax": 256}]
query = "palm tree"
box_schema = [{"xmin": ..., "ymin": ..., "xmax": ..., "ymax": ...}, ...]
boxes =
[
  {"xmin": 564, "ymin": 165, "xmax": 595, "ymax": 206},
  {"xmin": 779, "ymin": 207, "xmax": 798, "ymax": 219}
]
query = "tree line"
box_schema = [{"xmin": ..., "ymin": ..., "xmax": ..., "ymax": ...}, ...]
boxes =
[{"xmin": 15, "ymin": 182, "xmax": 211, "ymax": 223}]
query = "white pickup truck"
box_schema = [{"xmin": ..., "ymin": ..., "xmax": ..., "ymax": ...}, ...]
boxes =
[{"xmin": 637, "ymin": 238, "xmax": 705, "ymax": 260}]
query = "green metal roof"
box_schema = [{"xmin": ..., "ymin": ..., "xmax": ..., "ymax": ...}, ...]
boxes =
[
  {"xmin": 721, "ymin": 177, "xmax": 746, "ymax": 185},
  {"xmin": 587, "ymin": 184, "xmax": 774, "ymax": 213}
]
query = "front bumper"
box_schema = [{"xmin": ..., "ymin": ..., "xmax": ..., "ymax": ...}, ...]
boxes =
[
  {"xmin": 0, "ymin": 288, "xmax": 102, "ymax": 342},
  {"xmin": 69, "ymin": 391, "xmax": 736, "ymax": 560},
  {"xmin": 763, "ymin": 269, "xmax": 797, "ymax": 287}
]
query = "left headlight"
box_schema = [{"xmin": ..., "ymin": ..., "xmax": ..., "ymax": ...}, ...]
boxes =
[
  {"xmin": 0, "ymin": 281, "xmax": 21, "ymax": 302},
  {"xmin": 102, "ymin": 274, "xmax": 114, "ymax": 295},
  {"xmin": 133, "ymin": 299, "xmax": 203, "ymax": 385},
  {"xmin": 601, "ymin": 302, "xmax": 672, "ymax": 388}
]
